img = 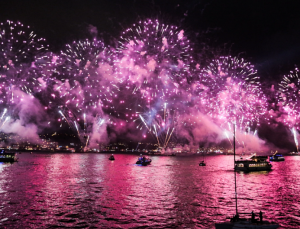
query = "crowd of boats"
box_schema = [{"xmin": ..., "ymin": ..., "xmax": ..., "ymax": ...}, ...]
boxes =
[
  {"xmin": 0, "ymin": 149, "xmax": 290, "ymax": 168},
  {"xmin": 104, "ymin": 150, "xmax": 288, "ymax": 171},
  {"xmin": 108, "ymin": 150, "xmax": 282, "ymax": 228}
]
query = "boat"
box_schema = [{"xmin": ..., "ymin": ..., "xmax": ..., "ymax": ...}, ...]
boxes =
[
  {"xmin": 269, "ymin": 151, "xmax": 284, "ymax": 161},
  {"xmin": 0, "ymin": 150, "xmax": 18, "ymax": 162},
  {"xmin": 136, "ymin": 155, "xmax": 151, "ymax": 166},
  {"xmin": 216, "ymin": 217, "xmax": 280, "ymax": 229},
  {"xmin": 215, "ymin": 124, "xmax": 279, "ymax": 228},
  {"xmin": 240, "ymin": 152, "xmax": 244, "ymax": 159},
  {"xmin": 199, "ymin": 160, "xmax": 206, "ymax": 166},
  {"xmin": 199, "ymin": 151, "xmax": 206, "ymax": 166},
  {"xmin": 289, "ymin": 151, "xmax": 299, "ymax": 156},
  {"xmin": 109, "ymin": 154, "xmax": 115, "ymax": 160},
  {"xmin": 235, "ymin": 154, "xmax": 272, "ymax": 172}
]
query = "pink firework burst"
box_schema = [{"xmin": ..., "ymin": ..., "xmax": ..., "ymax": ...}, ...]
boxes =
[
  {"xmin": 197, "ymin": 56, "xmax": 267, "ymax": 130},
  {"xmin": 0, "ymin": 20, "xmax": 49, "ymax": 106},
  {"xmin": 53, "ymin": 38, "xmax": 118, "ymax": 112},
  {"xmin": 278, "ymin": 68, "xmax": 300, "ymax": 129},
  {"xmin": 114, "ymin": 19, "xmax": 193, "ymax": 110}
]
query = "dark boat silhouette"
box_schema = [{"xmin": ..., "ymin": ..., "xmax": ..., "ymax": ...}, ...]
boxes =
[
  {"xmin": 0, "ymin": 150, "xmax": 18, "ymax": 162},
  {"xmin": 136, "ymin": 155, "xmax": 151, "ymax": 166},
  {"xmin": 269, "ymin": 151, "xmax": 284, "ymax": 161}
]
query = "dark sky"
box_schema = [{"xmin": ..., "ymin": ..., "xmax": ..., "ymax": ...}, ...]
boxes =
[{"xmin": 1, "ymin": 0, "xmax": 300, "ymax": 82}]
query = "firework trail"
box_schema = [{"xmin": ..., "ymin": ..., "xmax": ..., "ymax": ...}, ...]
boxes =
[
  {"xmin": 0, "ymin": 108, "xmax": 10, "ymax": 129},
  {"xmin": 58, "ymin": 108, "xmax": 96, "ymax": 150},
  {"xmin": 94, "ymin": 113, "xmax": 106, "ymax": 131},
  {"xmin": 59, "ymin": 108, "xmax": 80, "ymax": 137},
  {"xmin": 135, "ymin": 103, "xmax": 177, "ymax": 148},
  {"xmin": 224, "ymin": 130, "xmax": 233, "ymax": 147},
  {"xmin": 292, "ymin": 127, "xmax": 298, "ymax": 151}
]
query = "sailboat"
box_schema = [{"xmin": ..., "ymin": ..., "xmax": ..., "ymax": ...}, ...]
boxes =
[{"xmin": 215, "ymin": 124, "xmax": 279, "ymax": 229}]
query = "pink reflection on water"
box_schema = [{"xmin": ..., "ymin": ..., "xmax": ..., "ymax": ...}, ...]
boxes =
[
  {"xmin": 0, "ymin": 153, "xmax": 299, "ymax": 228},
  {"xmin": 93, "ymin": 154, "xmax": 179, "ymax": 227}
]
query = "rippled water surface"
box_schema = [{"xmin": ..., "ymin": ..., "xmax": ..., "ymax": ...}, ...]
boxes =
[{"xmin": 0, "ymin": 153, "xmax": 299, "ymax": 228}]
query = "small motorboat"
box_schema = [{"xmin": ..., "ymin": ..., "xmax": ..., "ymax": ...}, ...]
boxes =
[
  {"xmin": 199, "ymin": 151, "xmax": 206, "ymax": 166},
  {"xmin": 136, "ymin": 155, "xmax": 151, "ymax": 165},
  {"xmin": 199, "ymin": 160, "xmax": 206, "ymax": 166},
  {"xmin": 269, "ymin": 151, "xmax": 284, "ymax": 161},
  {"xmin": 109, "ymin": 154, "xmax": 115, "ymax": 160}
]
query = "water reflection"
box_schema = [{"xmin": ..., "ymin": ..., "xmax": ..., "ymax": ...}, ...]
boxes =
[{"xmin": 0, "ymin": 153, "xmax": 299, "ymax": 228}]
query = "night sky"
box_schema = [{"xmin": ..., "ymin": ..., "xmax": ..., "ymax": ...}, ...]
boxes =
[
  {"xmin": 1, "ymin": 0, "xmax": 300, "ymax": 151},
  {"xmin": 2, "ymin": 0, "xmax": 300, "ymax": 81}
]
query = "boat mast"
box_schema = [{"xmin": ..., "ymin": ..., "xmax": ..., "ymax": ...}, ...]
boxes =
[{"xmin": 234, "ymin": 123, "xmax": 238, "ymax": 216}]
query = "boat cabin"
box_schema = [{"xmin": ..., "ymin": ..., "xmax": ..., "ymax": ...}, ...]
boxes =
[
  {"xmin": 0, "ymin": 150, "xmax": 18, "ymax": 162},
  {"xmin": 235, "ymin": 155, "xmax": 272, "ymax": 171}
]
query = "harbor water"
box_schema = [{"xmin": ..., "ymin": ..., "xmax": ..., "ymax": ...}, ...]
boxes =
[{"xmin": 0, "ymin": 153, "xmax": 299, "ymax": 228}]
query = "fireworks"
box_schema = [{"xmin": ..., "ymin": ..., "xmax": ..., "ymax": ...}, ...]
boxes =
[
  {"xmin": 0, "ymin": 18, "xmax": 299, "ymax": 151},
  {"xmin": 0, "ymin": 108, "xmax": 10, "ymax": 129},
  {"xmin": 50, "ymin": 38, "xmax": 120, "ymax": 147},
  {"xmin": 0, "ymin": 20, "xmax": 49, "ymax": 107},
  {"xmin": 117, "ymin": 19, "xmax": 193, "ymax": 74},
  {"xmin": 277, "ymin": 68, "xmax": 300, "ymax": 151},
  {"xmin": 292, "ymin": 127, "xmax": 298, "ymax": 151},
  {"xmin": 196, "ymin": 56, "xmax": 267, "ymax": 131},
  {"xmin": 135, "ymin": 103, "xmax": 177, "ymax": 148},
  {"xmin": 0, "ymin": 20, "xmax": 48, "ymax": 67},
  {"xmin": 114, "ymin": 19, "xmax": 193, "ymax": 111},
  {"xmin": 53, "ymin": 38, "xmax": 118, "ymax": 111},
  {"xmin": 198, "ymin": 56, "xmax": 260, "ymax": 96},
  {"xmin": 278, "ymin": 68, "xmax": 300, "ymax": 129}
]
